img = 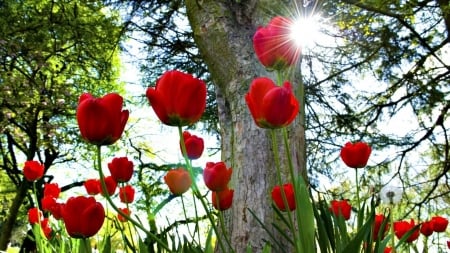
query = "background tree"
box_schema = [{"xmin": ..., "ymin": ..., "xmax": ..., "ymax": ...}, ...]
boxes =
[{"xmin": 0, "ymin": 0, "xmax": 124, "ymax": 249}]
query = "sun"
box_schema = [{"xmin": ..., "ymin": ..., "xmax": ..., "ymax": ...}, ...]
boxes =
[{"xmin": 289, "ymin": 15, "xmax": 323, "ymax": 49}]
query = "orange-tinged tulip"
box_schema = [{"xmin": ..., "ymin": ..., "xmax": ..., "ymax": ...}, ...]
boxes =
[
  {"xmin": 253, "ymin": 16, "xmax": 301, "ymax": 70},
  {"xmin": 340, "ymin": 141, "xmax": 372, "ymax": 168},
  {"xmin": 203, "ymin": 162, "xmax": 232, "ymax": 192},
  {"xmin": 212, "ymin": 188, "xmax": 234, "ymax": 211},
  {"xmin": 146, "ymin": 70, "xmax": 206, "ymax": 126},
  {"xmin": 245, "ymin": 77, "xmax": 299, "ymax": 129},
  {"xmin": 271, "ymin": 183, "xmax": 296, "ymax": 211},
  {"xmin": 76, "ymin": 93, "xmax": 129, "ymax": 146},
  {"xmin": 164, "ymin": 168, "xmax": 192, "ymax": 195},
  {"xmin": 61, "ymin": 196, "xmax": 105, "ymax": 238}
]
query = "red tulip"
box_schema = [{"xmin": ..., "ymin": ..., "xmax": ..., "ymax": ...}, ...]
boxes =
[
  {"xmin": 76, "ymin": 93, "xmax": 129, "ymax": 146},
  {"xmin": 431, "ymin": 215, "xmax": 448, "ymax": 232},
  {"xmin": 203, "ymin": 162, "xmax": 232, "ymax": 192},
  {"xmin": 245, "ymin": 77, "xmax": 299, "ymax": 129},
  {"xmin": 118, "ymin": 208, "xmax": 131, "ymax": 222},
  {"xmin": 100, "ymin": 176, "xmax": 117, "ymax": 197},
  {"xmin": 23, "ymin": 160, "xmax": 44, "ymax": 181},
  {"xmin": 212, "ymin": 188, "xmax": 234, "ymax": 211},
  {"xmin": 84, "ymin": 179, "xmax": 101, "ymax": 195},
  {"xmin": 384, "ymin": 247, "xmax": 392, "ymax": 253},
  {"xmin": 49, "ymin": 203, "xmax": 64, "ymax": 220},
  {"xmin": 43, "ymin": 183, "xmax": 60, "ymax": 199},
  {"xmin": 164, "ymin": 168, "xmax": 192, "ymax": 195},
  {"xmin": 420, "ymin": 220, "xmax": 434, "ymax": 236},
  {"xmin": 181, "ymin": 131, "xmax": 204, "ymax": 160},
  {"xmin": 108, "ymin": 157, "xmax": 134, "ymax": 183},
  {"xmin": 146, "ymin": 70, "xmax": 206, "ymax": 126},
  {"xmin": 40, "ymin": 218, "xmax": 52, "ymax": 239},
  {"xmin": 61, "ymin": 196, "xmax": 105, "ymax": 238},
  {"xmin": 271, "ymin": 183, "xmax": 296, "ymax": 211},
  {"xmin": 330, "ymin": 199, "xmax": 352, "ymax": 220},
  {"xmin": 41, "ymin": 196, "xmax": 57, "ymax": 212},
  {"xmin": 373, "ymin": 214, "xmax": 389, "ymax": 240},
  {"xmin": 119, "ymin": 185, "xmax": 135, "ymax": 204},
  {"xmin": 340, "ymin": 141, "xmax": 372, "ymax": 168},
  {"xmin": 253, "ymin": 16, "xmax": 301, "ymax": 70},
  {"xmin": 28, "ymin": 207, "xmax": 42, "ymax": 225},
  {"xmin": 447, "ymin": 240, "xmax": 450, "ymax": 249},
  {"xmin": 393, "ymin": 219, "xmax": 420, "ymax": 242}
]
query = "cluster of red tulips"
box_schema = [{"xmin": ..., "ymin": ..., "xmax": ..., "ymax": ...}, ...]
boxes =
[{"xmin": 20, "ymin": 14, "xmax": 450, "ymax": 252}]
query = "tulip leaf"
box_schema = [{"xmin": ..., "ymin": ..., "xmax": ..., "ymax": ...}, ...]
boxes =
[
  {"xmin": 101, "ymin": 236, "xmax": 111, "ymax": 253},
  {"xmin": 294, "ymin": 176, "xmax": 316, "ymax": 253},
  {"xmin": 138, "ymin": 237, "xmax": 149, "ymax": 253},
  {"xmin": 204, "ymin": 227, "xmax": 214, "ymax": 253},
  {"xmin": 341, "ymin": 212, "xmax": 374, "ymax": 253}
]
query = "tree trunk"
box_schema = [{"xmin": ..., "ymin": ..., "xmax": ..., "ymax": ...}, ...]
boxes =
[
  {"xmin": 186, "ymin": 1, "xmax": 306, "ymax": 252},
  {"xmin": 0, "ymin": 181, "xmax": 29, "ymax": 250}
]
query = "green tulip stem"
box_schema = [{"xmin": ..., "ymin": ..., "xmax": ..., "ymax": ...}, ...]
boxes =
[
  {"xmin": 31, "ymin": 182, "xmax": 45, "ymax": 253},
  {"xmin": 270, "ymin": 129, "xmax": 300, "ymax": 253},
  {"xmin": 389, "ymin": 207, "xmax": 396, "ymax": 253},
  {"xmin": 355, "ymin": 168, "xmax": 360, "ymax": 213},
  {"xmin": 177, "ymin": 126, "xmax": 231, "ymax": 253},
  {"xmin": 95, "ymin": 145, "xmax": 170, "ymax": 251},
  {"xmin": 79, "ymin": 238, "xmax": 92, "ymax": 253}
]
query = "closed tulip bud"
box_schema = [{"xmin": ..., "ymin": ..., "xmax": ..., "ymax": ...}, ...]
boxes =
[
  {"xmin": 146, "ymin": 70, "xmax": 206, "ymax": 126},
  {"xmin": 23, "ymin": 160, "xmax": 44, "ymax": 182},
  {"xmin": 181, "ymin": 131, "xmax": 204, "ymax": 160},
  {"xmin": 76, "ymin": 93, "xmax": 129, "ymax": 146},
  {"xmin": 43, "ymin": 183, "xmax": 60, "ymax": 199},
  {"xmin": 393, "ymin": 219, "xmax": 420, "ymax": 242},
  {"xmin": 100, "ymin": 176, "xmax": 117, "ymax": 197},
  {"xmin": 420, "ymin": 220, "xmax": 434, "ymax": 236},
  {"xmin": 245, "ymin": 77, "xmax": 299, "ymax": 129},
  {"xmin": 203, "ymin": 162, "xmax": 232, "ymax": 192},
  {"xmin": 119, "ymin": 185, "xmax": 135, "ymax": 204},
  {"xmin": 28, "ymin": 207, "xmax": 42, "ymax": 225},
  {"xmin": 61, "ymin": 196, "xmax": 105, "ymax": 238},
  {"xmin": 164, "ymin": 168, "xmax": 192, "ymax": 195},
  {"xmin": 431, "ymin": 216, "xmax": 448, "ymax": 232},
  {"xmin": 271, "ymin": 183, "xmax": 296, "ymax": 211},
  {"xmin": 329, "ymin": 199, "xmax": 352, "ymax": 220},
  {"xmin": 340, "ymin": 141, "xmax": 372, "ymax": 168},
  {"xmin": 108, "ymin": 157, "xmax": 134, "ymax": 183},
  {"xmin": 212, "ymin": 188, "xmax": 234, "ymax": 211},
  {"xmin": 84, "ymin": 179, "xmax": 101, "ymax": 195},
  {"xmin": 253, "ymin": 16, "xmax": 301, "ymax": 70},
  {"xmin": 118, "ymin": 208, "xmax": 131, "ymax": 222}
]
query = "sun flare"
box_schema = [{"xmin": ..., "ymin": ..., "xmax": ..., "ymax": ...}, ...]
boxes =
[{"xmin": 289, "ymin": 15, "xmax": 322, "ymax": 49}]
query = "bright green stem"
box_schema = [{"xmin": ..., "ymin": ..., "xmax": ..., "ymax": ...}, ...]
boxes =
[
  {"xmin": 270, "ymin": 129, "xmax": 300, "ymax": 253},
  {"xmin": 177, "ymin": 126, "xmax": 231, "ymax": 253},
  {"xmin": 389, "ymin": 208, "xmax": 396, "ymax": 253},
  {"xmin": 78, "ymin": 238, "xmax": 92, "ymax": 253},
  {"xmin": 32, "ymin": 182, "xmax": 45, "ymax": 253},
  {"xmin": 355, "ymin": 168, "xmax": 360, "ymax": 213},
  {"xmin": 95, "ymin": 145, "xmax": 170, "ymax": 251}
]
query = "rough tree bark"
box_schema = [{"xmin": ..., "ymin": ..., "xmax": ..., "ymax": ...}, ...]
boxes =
[{"xmin": 186, "ymin": 1, "xmax": 306, "ymax": 252}]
